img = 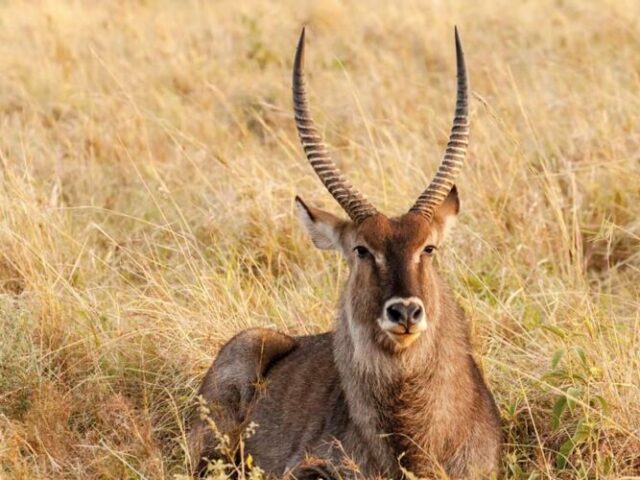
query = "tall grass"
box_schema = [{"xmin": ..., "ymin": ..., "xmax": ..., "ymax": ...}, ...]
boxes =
[{"xmin": 0, "ymin": 0, "xmax": 638, "ymax": 478}]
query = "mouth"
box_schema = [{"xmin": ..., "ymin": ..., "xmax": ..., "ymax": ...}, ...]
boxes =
[
  {"xmin": 384, "ymin": 329, "xmax": 422, "ymax": 347},
  {"xmin": 377, "ymin": 311, "xmax": 428, "ymax": 349}
]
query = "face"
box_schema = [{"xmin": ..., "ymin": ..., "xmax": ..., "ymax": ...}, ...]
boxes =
[
  {"xmin": 350, "ymin": 213, "xmax": 434, "ymax": 350},
  {"xmin": 296, "ymin": 189, "xmax": 459, "ymax": 353}
]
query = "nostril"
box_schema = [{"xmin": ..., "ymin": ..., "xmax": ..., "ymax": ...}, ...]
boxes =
[
  {"xmin": 387, "ymin": 305, "xmax": 404, "ymax": 323},
  {"xmin": 385, "ymin": 301, "xmax": 424, "ymax": 326}
]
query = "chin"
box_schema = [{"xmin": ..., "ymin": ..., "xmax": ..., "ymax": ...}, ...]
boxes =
[
  {"xmin": 376, "ymin": 330, "xmax": 423, "ymax": 353},
  {"xmin": 388, "ymin": 331, "xmax": 422, "ymax": 348}
]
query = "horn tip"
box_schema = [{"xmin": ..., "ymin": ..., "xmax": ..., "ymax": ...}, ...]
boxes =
[
  {"xmin": 294, "ymin": 26, "xmax": 307, "ymax": 70},
  {"xmin": 298, "ymin": 26, "xmax": 307, "ymax": 48},
  {"xmin": 453, "ymin": 26, "xmax": 466, "ymax": 81},
  {"xmin": 454, "ymin": 26, "xmax": 463, "ymax": 54}
]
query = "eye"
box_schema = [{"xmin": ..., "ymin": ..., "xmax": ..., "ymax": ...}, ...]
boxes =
[
  {"xmin": 354, "ymin": 246, "xmax": 371, "ymax": 259},
  {"xmin": 422, "ymin": 245, "xmax": 437, "ymax": 256}
]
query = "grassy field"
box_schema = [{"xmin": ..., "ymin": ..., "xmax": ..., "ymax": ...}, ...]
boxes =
[{"xmin": 0, "ymin": 0, "xmax": 639, "ymax": 478}]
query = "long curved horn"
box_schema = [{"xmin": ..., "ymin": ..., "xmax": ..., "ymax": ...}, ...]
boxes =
[
  {"xmin": 292, "ymin": 27, "xmax": 378, "ymax": 224},
  {"xmin": 409, "ymin": 27, "xmax": 469, "ymax": 221}
]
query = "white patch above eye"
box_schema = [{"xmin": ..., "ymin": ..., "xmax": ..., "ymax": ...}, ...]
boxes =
[
  {"xmin": 412, "ymin": 233, "xmax": 440, "ymax": 264},
  {"xmin": 352, "ymin": 240, "xmax": 385, "ymax": 265},
  {"xmin": 411, "ymin": 216, "xmax": 458, "ymax": 263}
]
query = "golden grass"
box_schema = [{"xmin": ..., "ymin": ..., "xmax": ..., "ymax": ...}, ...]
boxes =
[{"xmin": 0, "ymin": 0, "xmax": 639, "ymax": 478}]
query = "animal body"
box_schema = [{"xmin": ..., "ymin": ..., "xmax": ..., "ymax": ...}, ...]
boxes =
[{"xmin": 189, "ymin": 27, "xmax": 501, "ymax": 479}]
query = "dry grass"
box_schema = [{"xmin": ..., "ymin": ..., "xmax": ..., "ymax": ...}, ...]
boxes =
[{"xmin": 0, "ymin": 0, "xmax": 639, "ymax": 478}]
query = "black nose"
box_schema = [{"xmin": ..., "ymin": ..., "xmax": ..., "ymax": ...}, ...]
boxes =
[{"xmin": 386, "ymin": 301, "xmax": 423, "ymax": 328}]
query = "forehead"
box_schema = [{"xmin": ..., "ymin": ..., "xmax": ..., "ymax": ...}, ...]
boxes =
[{"xmin": 358, "ymin": 213, "xmax": 431, "ymax": 253}]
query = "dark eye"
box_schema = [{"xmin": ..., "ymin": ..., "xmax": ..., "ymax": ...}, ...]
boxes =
[
  {"xmin": 423, "ymin": 245, "xmax": 437, "ymax": 256},
  {"xmin": 354, "ymin": 246, "xmax": 371, "ymax": 259}
]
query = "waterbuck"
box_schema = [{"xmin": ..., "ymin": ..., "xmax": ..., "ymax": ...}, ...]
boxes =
[{"xmin": 189, "ymin": 28, "xmax": 501, "ymax": 479}]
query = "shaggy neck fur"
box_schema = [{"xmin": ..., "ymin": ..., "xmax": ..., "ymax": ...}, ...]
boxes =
[{"xmin": 332, "ymin": 270, "xmax": 474, "ymax": 477}]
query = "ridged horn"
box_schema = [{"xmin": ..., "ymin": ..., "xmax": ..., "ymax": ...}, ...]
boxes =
[
  {"xmin": 409, "ymin": 27, "xmax": 469, "ymax": 221},
  {"xmin": 292, "ymin": 27, "xmax": 378, "ymax": 224}
]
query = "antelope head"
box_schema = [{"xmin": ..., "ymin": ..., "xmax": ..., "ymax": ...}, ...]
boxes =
[{"xmin": 293, "ymin": 28, "xmax": 468, "ymax": 354}]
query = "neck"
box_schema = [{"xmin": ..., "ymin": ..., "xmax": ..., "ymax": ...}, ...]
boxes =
[{"xmin": 332, "ymin": 286, "xmax": 472, "ymax": 476}]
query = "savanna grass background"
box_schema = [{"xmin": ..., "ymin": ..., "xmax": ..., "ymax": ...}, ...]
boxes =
[{"xmin": 0, "ymin": 0, "xmax": 639, "ymax": 478}]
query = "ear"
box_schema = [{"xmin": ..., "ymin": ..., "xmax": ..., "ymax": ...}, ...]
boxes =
[
  {"xmin": 295, "ymin": 196, "xmax": 349, "ymax": 251},
  {"xmin": 432, "ymin": 185, "xmax": 459, "ymax": 243}
]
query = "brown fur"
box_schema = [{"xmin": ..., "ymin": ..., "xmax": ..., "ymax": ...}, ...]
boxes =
[{"xmin": 189, "ymin": 189, "xmax": 501, "ymax": 478}]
